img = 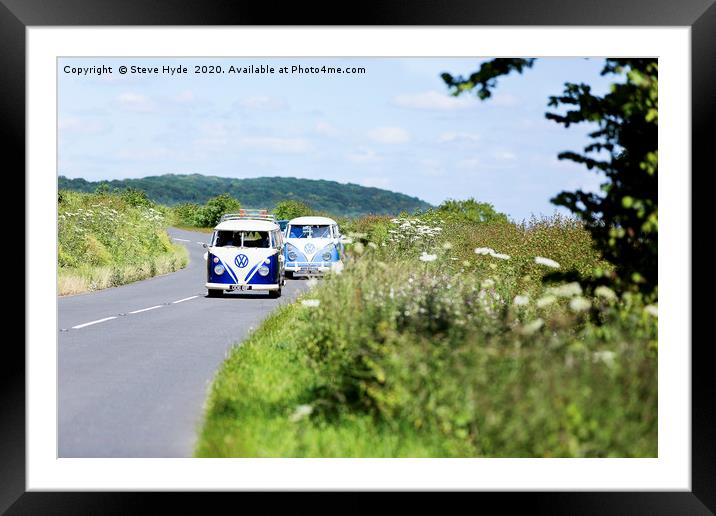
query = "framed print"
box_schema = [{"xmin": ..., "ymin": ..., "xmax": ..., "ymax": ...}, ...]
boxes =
[{"xmin": 4, "ymin": 0, "xmax": 713, "ymax": 511}]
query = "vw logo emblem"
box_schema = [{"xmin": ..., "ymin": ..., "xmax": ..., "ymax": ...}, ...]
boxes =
[
  {"xmin": 235, "ymin": 254, "xmax": 249, "ymax": 268},
  {"xmin": 304, "ymin": 243, "xmax": 315, "ymax": 254}
]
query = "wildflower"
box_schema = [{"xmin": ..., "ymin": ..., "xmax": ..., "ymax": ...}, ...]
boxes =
[
  {"xmin": 475, "ymin": 247, "xmax": 496, "ymax": 256},
  {"xmin": 330, "ymin": 261, "xmax": 344, "ymax": 275},
  {"xmin": 352, "ymin": 242, "xmax": 365, "ymax": 255},
  {"xmin": 535, "ymin": 256, "xmax": 561, "ymax": 269},
  {"xmin": 481, "ymin": 278, "xmax": 495, "ymax": 289},
  {"xmin": 289, "ymin": 404, "xmax": 313, "ymax": 423},
  {"xmin": 442, "ymin": 241, "xmax": 453, "ymax": 250},
  {"xmin": 521, "ymin": 318, "xmax": 544, "ymax": 335},
  {"xmin": 419, "ymin": 252, "xmax": 437, "ymax": 262},
  {"xmin": 301, "ymin": 299, "xmax": 320, "ymax": 308},
  {"xmin": 513, "ymin": 295, "xmax": 530, "ymax": 306},
  {"xmin": 594, "ymin": 286, "xmax": 617, "ymax": 301},
  {"xmin": 367, "ymin": 242, "xmax": 378, "ymax": 249},
  {"xmin": 644, "ymin": 304, "xmax": 658, "ymax": 318},
  {"xmin": 536, "ymin": 295, "xmax": 556, "ymax": 308},
  {"xmin": 547, "ymin": 282, "xmax": 583, "ymax": 298},
  {"xmin": 306, "ymin": 278, "xmax": 319, "ymax": 289},
  {"xmin": 593, "ymin": 350, "xmax": 616, "ymax": 368},
  {"xmin": 569, "ymin": 296, "xmax": 591, "ymax": 313}
]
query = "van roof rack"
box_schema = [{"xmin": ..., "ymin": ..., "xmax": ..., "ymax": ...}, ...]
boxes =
[{"xmin": 220, "ymin": 209, "xmax": 276, "ymax": 222}]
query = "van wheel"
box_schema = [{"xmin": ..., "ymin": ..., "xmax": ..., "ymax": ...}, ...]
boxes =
[
  {"xmin": 269, "ymin": 288, "xmax": 282, "ymax": 299},
  {"xmin": 207, "ymin": 289, "xmax": 222, "ymax": 298}
]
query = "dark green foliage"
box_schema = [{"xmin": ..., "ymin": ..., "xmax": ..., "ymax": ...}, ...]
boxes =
[
  {"xmin": 443, "ymin": 58, "xmax": 658, "ymax": 294},
  {"xmin": 273, "ymin": 200, "xmax": 313, "ymax": 220},
  {"xmin": 547, "ymin": 60, "xmax": 658, "ymax": 293},
  {"xmin": 58, "ymin": 174, "xmax": 432, "ymax": 217},
  {"xmin": 442, "ymin": 58, "xmax": 535, "ymax": 99},
  {"xmin": 120, "ymin": 187, "xmax": 154, "ymax": 208},
  {"xmin": 431, "ymin": 198, "xmax": 509, "ymax": 224},
  {"xmin": 173, "ymin": 202, "xmax": 201, "ymax": 227},
  {"xmin": 192, "ymin": 193, "xmax": 241, "ymax": 228}
]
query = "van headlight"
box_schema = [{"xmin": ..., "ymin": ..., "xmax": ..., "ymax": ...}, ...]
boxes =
[
  {"xmin": 288, "ymin": 250, "xmax": 297, "ymax": 261},
  {"xmin": 213, "ymin": 264, "xmax": 225, "ymax": 275},
  {"xmin": 322, "ymin": 251, "xmax": 332, "ymax": 261},
  {"xmin": 258, "ymin": 266, "xmax": 270, "ymax": 276}
]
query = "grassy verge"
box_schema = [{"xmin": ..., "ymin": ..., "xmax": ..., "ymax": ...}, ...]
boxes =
[
  {"xmin": 196, "ymin": 304, "xmax": 452, "ymax": 457},
  {"xmin": 197, "ymin": 214, "xmax": 657, "ymax": 458},
  {"xmin": 58, "ymin": 190, "xmax": 189, "ymax": 296},
  {"xmin": 58, "ymin": 245, "xmax": 187, "ymax": 296}
]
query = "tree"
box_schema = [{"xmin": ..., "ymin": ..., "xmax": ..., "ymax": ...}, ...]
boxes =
[
  {"xmin": 443, "ymin": 59, "xmax": 658, "ymax": 294},
  {"xmin": 436, "ymin": 198, "xmax": 509, "ymax": 224},
  {"xmin": 273, "ymin": 199, "xmax": 312, "ymax": 220},
  {"xmin": 121, "ymin": 187, "xmax": 153, "ymax": 208},
  {"xmin": 193, "ymin": 193, "xmax": 241, "ymax": 227}
]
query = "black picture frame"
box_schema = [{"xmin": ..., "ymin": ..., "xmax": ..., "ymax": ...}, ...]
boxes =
[{"xmin": 4, "ymin": 0, "xmax": 712, "ymax": 511}]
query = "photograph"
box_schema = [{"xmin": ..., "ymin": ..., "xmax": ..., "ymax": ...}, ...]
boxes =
[{"xmin": 57, "ymin": 56, "xmax": 659, "ymax": 459}]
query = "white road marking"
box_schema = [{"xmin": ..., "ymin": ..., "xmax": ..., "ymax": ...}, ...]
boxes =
[
  {"xmin": 173, "ymin": 238, "xmax": 190, "ymax": 242},
  {"xmin": 72, "ymin": 316, "xmax": 117, "ymax": 330},
  {"xmin": 128, "ymin": 305, "xmax": 163, "ymax": 314},
  {"xmin": 172, "ymin": 295, "xmax": 198, "ymax": 304},
  {"xmin": 196, "ymin": 241, "xmax": 206, "ymax": 245}
]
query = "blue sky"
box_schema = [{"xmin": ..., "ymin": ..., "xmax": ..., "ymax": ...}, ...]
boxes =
[{"xmin": 58, "ymin": 57, "xmax": 614, "ymax": 220}]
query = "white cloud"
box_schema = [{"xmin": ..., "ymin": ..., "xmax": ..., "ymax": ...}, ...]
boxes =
[
  {"xmin": 117, "ymin": 92, "xmax": 154, "ymax": 112},
  {"xmin": 193, "ymin": 121, "xmax": 231, "ymax": 148},
  {"xmin": 239, "ymin": 137, "xmax": 311, "ymax": 153},
  {"xmin": 172, "ymin": 90, "xmax": 195, "ymax": 103},
  {"xmin": 238, "ymin": 96, "xmax": 288, "ymax": 111},
  {"xmin": 456, "ymin": 158, "xmax": 482, "ymax": 170},
  {"xmin": 347, "ymin": 147, "xmax": 382, "ymax": 163},
  {"xmin": 116, "ymin": 147, "xmax": 171, "ymax": 161},
  {"xmin": 59, "ymin": 117, "xmax": 109, "ymax": 134},
  {"xmin": 494, "ymin": 150, "xmax": 517, "ymax": 161},
  {"xmin": 419, "ymin": 158, "xmax": 447, "ymax": 177},
  {"xmin": 368, "ymin": 126, "xmax": 410, "ymax": 144},
  {"xmin": 359, "ymin": 176, "xmax": 392, "ymax": 189},
  {"xmin": 490, "ymin": 92, "xmax": 520, "ymax": 107},
  {"xmin": 315, "ymin": 121, "xmax": 338, "ymax": 136},
  {"xmin": 392, "ymin": 90, "xmax": 474, "ymax": 111},
  {"xmin": 438, "ymin": 131, "xmax": 481, "ymax": 144}
]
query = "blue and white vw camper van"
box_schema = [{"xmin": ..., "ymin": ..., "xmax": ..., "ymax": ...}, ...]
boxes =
[
  {"xmin": 204, "ymin": 210, "xmax": 285, "ymax": 297},
  {"xmin": 283, "ymin": 216, "xmax": 344, "ymax": 277}
]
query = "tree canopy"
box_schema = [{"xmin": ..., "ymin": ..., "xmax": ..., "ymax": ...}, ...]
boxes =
[{"xmin": 444, "ymin": 58, "xmax": 658, "ymax": 294}]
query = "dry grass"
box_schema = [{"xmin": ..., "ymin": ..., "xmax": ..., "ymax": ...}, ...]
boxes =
[{"xmin": 58, "ymin": 244, "xmax": 188, "ymax": 296}]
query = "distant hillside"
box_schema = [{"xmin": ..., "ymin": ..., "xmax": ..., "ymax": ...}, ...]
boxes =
[{"xmin": 58, "ymin": 174, "xmax": 432, "ymax": 217}]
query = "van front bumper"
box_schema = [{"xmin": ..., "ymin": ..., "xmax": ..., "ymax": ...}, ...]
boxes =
[
  {"xmin": 285, "ymin": 260, "xmax": 341, "ymax": 275},
  {"xmin": 206, "ymin": 282, "xmax": 280, "ymax": 291}
]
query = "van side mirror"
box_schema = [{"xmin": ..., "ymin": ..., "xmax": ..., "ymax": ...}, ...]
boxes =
[{"xmin": 202, "ymin": 243, "xmax": 208, "ymax": 248}]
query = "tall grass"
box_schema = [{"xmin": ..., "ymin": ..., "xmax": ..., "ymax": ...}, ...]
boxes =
[
  {"xmin": 58, "ymin": 190, "xmax": 188, "ymax": 295},
  {"xmin": 197, "ymin": 213, "xmax": 657, "ymax": 457}
]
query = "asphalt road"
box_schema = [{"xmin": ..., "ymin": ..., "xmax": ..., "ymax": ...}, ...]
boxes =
[{"xmin": 58, "ymin": 227, "xmax": 308, "ymax": 457}]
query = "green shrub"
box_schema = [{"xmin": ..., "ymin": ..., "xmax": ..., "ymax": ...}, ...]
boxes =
[
  {"xmin": 192, "ymin": 193, "xmax": 241, "ymax": 227},
  {"xmin": 273, "ymin": 200, "xmax": 312, "ymax": 220}
]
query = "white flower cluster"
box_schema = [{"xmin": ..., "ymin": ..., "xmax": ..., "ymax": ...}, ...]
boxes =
[
  {"xmin": 474, "ymin": 247, "xmax": 511, "ymax": 260},
  {"xmin": 388, "ymin": 218, "xmax": 443, "ymax": 247},
  {"xmin": 535, "ymin": 256, "xmax": 560, "ymax": 269}
]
